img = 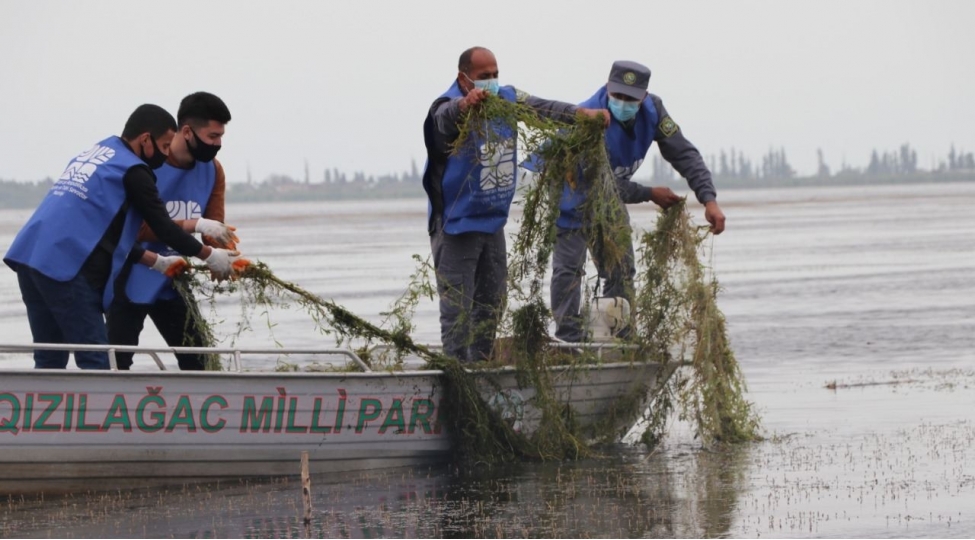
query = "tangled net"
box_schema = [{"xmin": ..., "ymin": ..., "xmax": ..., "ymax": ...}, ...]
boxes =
[{"xmin": 174, "ymin": 94, "xmax": 760, "ymax": 467}]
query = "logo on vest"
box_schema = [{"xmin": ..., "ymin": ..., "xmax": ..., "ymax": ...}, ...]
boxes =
[
  {"xmin": 166, "ymin": 200, "xmax": 203, "ymax": 220},
  {"xmin": 612, "ymin": 158, "xmax": 644, "ymax": 182},
  {"xmin": 478, "ymin": 140, "xmax": 516, "ymax": 192},
  {"xmin": 58, "ymin": 145, "xmax": 116, "ymax": 184}
]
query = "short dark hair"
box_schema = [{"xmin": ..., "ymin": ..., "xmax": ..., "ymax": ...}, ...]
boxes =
[
  {"xmin": 121, "ymin": 104, "xmax": 177, "ymax": 140},
  {"xmin": 177, "ymin": 91, "xmax": 231, "ymax": 128},
  {"xmin": 458, "ymin": 46, "xmax": 489, "ymax": 72}
]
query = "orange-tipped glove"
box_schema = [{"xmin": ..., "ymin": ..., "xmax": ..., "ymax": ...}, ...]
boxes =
[
  {"xmin": 195, "ymin": 218, "xmax": 239, "ymax": 249},
  {"xmin": 150, "ymin": 255, "xmax": 190, "ymax": 278},
  {"xmin": 203, "ymin": 248, "xmax": 241, "ymax": 281},
  {"xmin": 230, "ymin": 258, "xmax": 252, "ymax": 281}
]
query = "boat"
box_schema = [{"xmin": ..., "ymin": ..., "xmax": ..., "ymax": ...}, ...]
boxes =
[{"xmin": 0, "ymin": 342, "xmax": 680, "ymax": 494}]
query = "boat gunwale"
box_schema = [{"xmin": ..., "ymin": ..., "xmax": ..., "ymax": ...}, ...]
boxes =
[{"xmin": 0, "ymin": 342, "xmax": 683, "ymax": 380}]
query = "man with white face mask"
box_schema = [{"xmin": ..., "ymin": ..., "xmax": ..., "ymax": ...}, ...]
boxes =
[
  {"xmin": 551, "ymin": 60, "xmax": 726, "ymax": 344},
  {"xmin": 422, "ymin": 46, "xmax": 609, "ymax": 363}
]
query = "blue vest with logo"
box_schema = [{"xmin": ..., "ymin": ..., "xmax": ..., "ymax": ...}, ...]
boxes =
[
  {"xmin": 431, "ymin": 82, "xmax": 519, "ymax": 235},
  {"xmin": 123, "ymin": 161, "xmax": 216, "ymax": 304},
  {"xmin": 557, "ymin": 87, "xmax": 659, "ymax": 229},
  {"xmin": 4, "ymin": 136, "xmax": 147, "ymax": 310}
]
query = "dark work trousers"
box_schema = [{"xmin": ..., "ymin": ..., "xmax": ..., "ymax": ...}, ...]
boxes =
[
  {"xmin": 431, "ymin": 227, "xmax": 507, "ymax": 363},
  {"xmin": 106, "ymin": 293, "xmax": 207, "ymax": 370},
  {"xmin": 17, "ymin": 266, "xmax": 110, "ymax": 369},
  {"xmin": 550, "ymin": 224, "xmax": 636, "ymax": 343}
]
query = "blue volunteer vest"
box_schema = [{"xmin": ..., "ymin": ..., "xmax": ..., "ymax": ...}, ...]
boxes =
[
  {"xmin": 4, "ymin": 136, "xmax": 148, "ymax": 310},
  {"xmin": 557, "ymin": 87, "xmax": 659, "ymax": 229},
  {"xmin": 124, "ymin": 160, "xmax": 216, "ymax": 304},
  {"xmin": 429, "ymin": 82, "xmax": 520, "ymax": 235}
]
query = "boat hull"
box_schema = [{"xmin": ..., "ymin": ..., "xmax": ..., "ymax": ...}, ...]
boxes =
[{"xmin": 0, "ymin": 361, "xmax": 673, "ymax": 493}]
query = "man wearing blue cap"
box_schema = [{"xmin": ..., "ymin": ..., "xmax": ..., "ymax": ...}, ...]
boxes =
[{"xmin": 551, "ymin": 60, "xmax": 725, "ymax": 344}]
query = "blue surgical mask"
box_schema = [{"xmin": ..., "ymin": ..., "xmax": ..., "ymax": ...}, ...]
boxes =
[
  {"xmin": 465, "ymin": 74, "xmax": 500, "ymax": 96},
  {"xmin": 608, "ymin": 96, "xmax": 641, "ymax": 122}
]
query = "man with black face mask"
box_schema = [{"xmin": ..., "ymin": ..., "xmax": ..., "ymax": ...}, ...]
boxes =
[
  {"xmin": 108, "ymin": 92, "xmax": 241, "ymax": 371},
  {"xmin": 4, "ymin": 104, "xmax": 240, "ymax": 370}
]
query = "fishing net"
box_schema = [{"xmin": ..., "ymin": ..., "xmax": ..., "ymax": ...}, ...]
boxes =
[{"xmin": 173, "ymin": 94, "xmax": 760, "ymax": 466}]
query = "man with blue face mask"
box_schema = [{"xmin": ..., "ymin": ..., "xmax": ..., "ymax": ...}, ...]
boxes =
[
  {"xmin": 422, "ymin": 46, "xmax": 609, "ymax": 363},
  {"xmin": 551, "ymin": 60, "xmax": 726, "ymax": 344}
]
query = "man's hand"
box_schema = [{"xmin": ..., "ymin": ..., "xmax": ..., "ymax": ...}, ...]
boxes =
[
  {"xmin": 203, "ymin": 248, "xmax": 242, "ymax": 281},
  {"xmin": 150, "ymin": 255, "xmax": 190, "ymax": 278},
  {"xmin": 230, "ymin": 258, "xmax": 252, "ymax": 281},
  {"xmin": 577, "ymin": 108, "xmax": 610, "ymax": 128},
  {"xmin": 647, "ymin": 187, "xmax": 683, "ymax": 209},
  {"xmin": 459, "ymin": 88, "xmax": 490, "ymax": 112},
  {"xmin": 704, "ymin": 201, "xmax": 726, "ymax": 234},
  {"xmin": 195, "ymin": 218, "xmax": 239, "ymax": 249}
]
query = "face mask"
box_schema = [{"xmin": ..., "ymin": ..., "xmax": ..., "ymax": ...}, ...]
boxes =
[
  {"xmin": 608, "ymin": 96, "xmax": 641, "ymax": 122},
  {"xmin": 187, "ymin": 129, "xmax": 221, "ymax": 163},
  {"xmin": 464, "ymin": 73, "xmax": 500, "ymax": 96},
  {"xmin": 140, "ymin": 136, "xmax": 168, "ymax": 170}
]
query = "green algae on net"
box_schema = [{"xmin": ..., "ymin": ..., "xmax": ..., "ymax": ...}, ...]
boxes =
[{"xmin": 174, "ymin": 94, "xmax": 760, "ymax": 464}]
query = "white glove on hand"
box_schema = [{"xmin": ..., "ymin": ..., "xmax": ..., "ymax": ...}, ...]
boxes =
[
  {"xmin": 150, "ymin": 254, "xmax": 189, "ymax": 278},
  {"xmin": 203, "ymin": 248, "xmax": 241, "ymax": 281},
  {"xmin": 195, "ymin": 218, "xmax": 239, "ymax": 248}
]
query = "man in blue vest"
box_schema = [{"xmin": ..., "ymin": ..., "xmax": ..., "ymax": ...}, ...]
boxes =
[
  {"xmin": 4, "ymin": 104, "xmax": 241, "ymax": 370},
  {"xmin": 551, "ymin": 60, "xmax": 726, "ymax": 343},
  {"xmin": 422, "ymin": 46, "xmax": 608, "ymax": 363},
  {"xmin": 107, "ymin": 92, "xmax": 236, "ymax": 371}
]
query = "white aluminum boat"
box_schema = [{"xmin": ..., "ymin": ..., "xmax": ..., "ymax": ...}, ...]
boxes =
[{"xmin": 0, "ymin": 342, "xmax": 679, "ymax": 494}]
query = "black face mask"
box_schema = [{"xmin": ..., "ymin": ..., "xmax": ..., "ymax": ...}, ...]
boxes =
[
  {"xmin": 188, "ymin": 129, "xmax": 221, "ymax": 163},
  {"xmin": 140, "ymin": 136, "xmax": 168, "ymax": 170}
]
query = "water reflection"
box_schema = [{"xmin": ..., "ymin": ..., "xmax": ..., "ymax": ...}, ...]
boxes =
[
  {"xmin": 176, "ymin": 445, "xmax": 752, "ymax": 539},
  {"xmin": 0, "ymin": 445, "xmax": 754, "ymax": 538}
]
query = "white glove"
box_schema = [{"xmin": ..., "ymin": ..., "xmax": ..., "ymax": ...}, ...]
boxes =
[
  {"xmin": 203, "ymin": 248, "xmax": 241, "ymax": 281},
  {"xmin": 195, "ymin": 218, "xmax": 239, "ymax": 248},
  {"xmin": 150, "ymin": 254, "xmax": 189, "ymax": 277}
]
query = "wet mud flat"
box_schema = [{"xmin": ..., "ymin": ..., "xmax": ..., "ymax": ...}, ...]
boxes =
[{"xmin": 0, "ymin": 368, "xmax": 971, "ymax": 539}]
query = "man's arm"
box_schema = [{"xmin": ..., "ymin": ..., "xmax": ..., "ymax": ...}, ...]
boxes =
[
  {"xmin": 615, "ymin": 175, "xmax": 653, "ymax": 204},
  {"xmin": 135, "ymin": 160, "xmax": 227, "ymax": 245},
  {"xmin": 430, "ymin": 97, "xmax": 463, "ymax": 145},
  {"xmin": 650, "ymin": 94, "xmax": 716, "ymax": 204},
  {"xmin": 522, "ymin": 92, "xmax": 578, "ymax": 123},
  {"xmin": 651, "ymin": 94, "xmax": 725, "ymax": 233},
  {"xmin": 431, "ymin": 88, "xmax": 599, "ymax": 146},
  {"xmin": 122, "ymin": 166, "xmax": 205, "ymax": 257},
  {"xmin": 200, "ymin": 160, "xmax": 227, "ymax": 247}
]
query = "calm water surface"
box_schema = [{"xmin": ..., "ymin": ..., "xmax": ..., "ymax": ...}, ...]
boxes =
[{"xmin": 0, "ymin": 182, "xmax": 973, "ymax": 538}]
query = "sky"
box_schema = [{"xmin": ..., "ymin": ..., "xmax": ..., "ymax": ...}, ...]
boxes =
[{"xmin": 1, "ymin": 0, "xmax": 973, "ymax": 183}]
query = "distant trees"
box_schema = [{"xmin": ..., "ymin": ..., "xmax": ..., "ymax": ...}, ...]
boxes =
[
  {"xmin": 816, "ymin": 148, "xmax": 831, "ymax": 178},
  {"xmin": 0, "ymin": 178, "xmax": 53, "ymax": 208},
  {"xmin": 648, "ymin": 142, "xmax": 973, "ymax": 184},
  {"xmin": 866, "ymin": 143, "xmax": 918, "ymax": 175},
  {"xmin": 3, "ymin": 142, "xmax": 974, "ymax": 209},
  {"xmin": 760, "ymin": 147, "xmax": 795, "ymax": 179},
  {"xmin": 943, "ymin": 145, "xmax": 975, "ymax": 171}
]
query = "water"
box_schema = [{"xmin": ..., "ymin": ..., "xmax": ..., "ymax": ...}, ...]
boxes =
[{"xmin": 0, "ymin": 182, "xmax": 973, "ymax": 538}]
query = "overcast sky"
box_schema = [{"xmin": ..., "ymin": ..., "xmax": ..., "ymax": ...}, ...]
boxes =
[{"xmin": 1, "ymin": 1, "xmax": 972, "ymax": 184}]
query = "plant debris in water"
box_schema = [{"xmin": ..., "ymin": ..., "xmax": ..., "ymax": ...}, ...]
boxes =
[{"xmin": 174, "ymin": 94, "xmax": 760, "ymax": 465}]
